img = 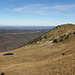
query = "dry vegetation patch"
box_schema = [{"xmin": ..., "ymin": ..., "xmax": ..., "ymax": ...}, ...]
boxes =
[{"xmin": 0, "ymin": 24, "xmax": 75, "ymax": 75}]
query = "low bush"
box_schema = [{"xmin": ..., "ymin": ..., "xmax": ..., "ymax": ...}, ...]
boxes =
[
  {"xmin": 53, "ymin": 39, "xmax": 60, "ymax": 43},
  {"xmin": 43, "ymin": 35, "xmax": 47, "ymax": 39},
  {"xmin": 27, "ymin": 36, "xmax": 42, "ymax": 44}
]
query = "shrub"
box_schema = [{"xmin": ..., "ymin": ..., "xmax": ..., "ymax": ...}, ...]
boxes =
[
  {"xmin": 27, "ymin": 36, "xmax": 42, "ymax": 44},
  {"xmin": 53, "ymin": 35, "xmax": 69, "ymax": 43},
  {"xmin": 43, "ymin": 35, "xmax": 47, "ymax": 39},
  {"xmin": 53, "ymin": 39, "xmax": 60, "ymax": 43}
]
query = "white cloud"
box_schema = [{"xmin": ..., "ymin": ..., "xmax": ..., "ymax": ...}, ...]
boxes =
[
  {"xmin": 41, "ymin": 5, "xmax": 75, "ymax": 11},
  {"xmin": 12, "ymin": 4, "xmax": 48, "ymax": 15},
  {"xmin": 13, "ymin": 4, "xmax": 46, "ymax": 12},
  {"xmin": 12, "ymin": 4, "xmax": 75, "ymax": 15}
]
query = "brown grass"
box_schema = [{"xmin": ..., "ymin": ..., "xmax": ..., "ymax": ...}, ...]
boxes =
[{"xmin": 0, "ymin": 24, "xmax": 75, "ymax": 75}]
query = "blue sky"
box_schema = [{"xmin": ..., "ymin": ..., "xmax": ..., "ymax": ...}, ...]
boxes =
[{"xmin": 0, "ymin": 0, "xmax": 75, "ymax": 26}]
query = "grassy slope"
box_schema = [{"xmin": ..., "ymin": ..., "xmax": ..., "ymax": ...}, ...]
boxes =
[
  {"xmin": 0, "ymin": 24, "xmax": 75, "ymax": 75},
  {"xmin": 42, "ymin": 24, "xmax": 75, "ymax": 41},
  {"xmin": 27, "ymin": 24, "xmax": 75, "ymax": 44}
]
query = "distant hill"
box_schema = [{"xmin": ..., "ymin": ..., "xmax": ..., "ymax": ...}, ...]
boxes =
[{"xmin": 0, "ymin": 24, "xmax": 75, "ymax": 75}]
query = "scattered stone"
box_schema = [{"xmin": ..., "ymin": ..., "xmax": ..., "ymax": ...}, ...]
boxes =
[
  {"xmin": 62, "ymin": 53, "xmax": 65, "ymax": 56},
  {"xmin": 37, "ymin": 41, "xmax": 40, "ymax": 43}
]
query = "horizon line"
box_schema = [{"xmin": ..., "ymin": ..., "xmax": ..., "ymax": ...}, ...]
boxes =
[{"xmin": 0, "ymin": 25, "xmax": 56, "ymax": 27}]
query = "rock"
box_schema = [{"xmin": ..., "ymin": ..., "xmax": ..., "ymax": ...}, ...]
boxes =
[{"xmin": 62, "ymin": 53, "xmax": 65, "ymax": 55}]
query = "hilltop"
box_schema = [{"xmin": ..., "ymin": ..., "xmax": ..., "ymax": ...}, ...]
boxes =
[
  {"xmin": 27, "ymin": 24, "xmax": 75, "ymax": 45},
  {"xmin": 0, "ymin": 24, "xmax": 75, "ymax": 75}
]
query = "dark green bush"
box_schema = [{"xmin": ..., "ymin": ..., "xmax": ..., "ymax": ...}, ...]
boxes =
[
  {"xmin": 27, "ymin": 36, "xmax": 42, "ymax": 44},
  {"xmin": 53, "ymin": 34, "xmax": 69, "ymax": 43},
  {"xmin": 53, "ymin": 39, "xmax": 59, "ymax": 43},
  {"xmin": 43, "ymin": 35, "xmax": 47, "ymax": 39}
]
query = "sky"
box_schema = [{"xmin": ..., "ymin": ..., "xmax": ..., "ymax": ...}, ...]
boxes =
[{"xmin": 0, "ymin": 0, "xmax": 75, "ymax": 26}]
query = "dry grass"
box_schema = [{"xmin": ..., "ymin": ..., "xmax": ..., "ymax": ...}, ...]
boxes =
[
  {"xmin": 42, "ymin": 24, "xmax": 75, "ymax": 41},
  {"xmin": 0, "ymin": 24, "xmax": 75, "ymax": 75}
]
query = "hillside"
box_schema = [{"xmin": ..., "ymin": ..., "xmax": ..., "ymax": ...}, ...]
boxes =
[
  {"xmin": 0, "ymin": 24, "xmax": 75, "ymax": 75},
  {"xmin": 27, "ymin": 24, "xmax": 75, "ymax": 44}
]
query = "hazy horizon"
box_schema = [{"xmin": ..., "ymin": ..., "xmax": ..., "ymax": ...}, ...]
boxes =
[{"xmin": 0, "ymin": 25, "xmax": 55, "ymax": 29}]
